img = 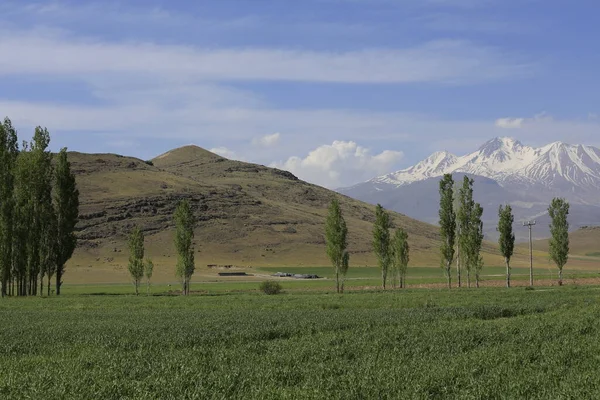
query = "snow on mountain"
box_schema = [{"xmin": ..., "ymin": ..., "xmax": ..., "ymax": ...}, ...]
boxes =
[{"xmin": 372, "ymin": 137, "xmax": 600, "ymax": 193}]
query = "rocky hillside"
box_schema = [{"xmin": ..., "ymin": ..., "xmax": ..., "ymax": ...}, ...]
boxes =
[{"xmin": 68, "ymin": 146, "xmax": 457, "ymax": 282}]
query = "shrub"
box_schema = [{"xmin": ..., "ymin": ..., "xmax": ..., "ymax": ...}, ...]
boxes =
[
  {"xmin": 260, "ymin": 281, "xmax": 282, "ymax": 295},
  {"xmin": 144, "ymin": 160, "xmax": 154, "ymax": 166}
]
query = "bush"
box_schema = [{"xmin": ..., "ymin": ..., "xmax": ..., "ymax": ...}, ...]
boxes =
[{"xmin": 260, "ymin": 281, "xmax": 282, "ymax": 295}]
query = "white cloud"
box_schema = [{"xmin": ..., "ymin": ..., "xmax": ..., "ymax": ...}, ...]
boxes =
[
  {"xmin": 0, "ymin": 30, "xmax": 531, "ymax": 84},
  {"xmin": 252, "ymin": 133, "xmax": 281, "ymax": 147},
  {"xmin": 209, "ymin": 146, "xmax": 239, "ymax": 160},
  {"xmin": 495, "ymin": 117, "xmax": 525, "ymax": 129},
  {"xmin": 272, "ymin": 141, "xmax": 403, "ymax": 188}
]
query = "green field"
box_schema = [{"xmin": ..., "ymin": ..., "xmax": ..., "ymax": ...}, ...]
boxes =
[
  {"xmin": 53, "ymin": 264, "xmax": 599, "ymax": 296},
  {"xmin": 2, "ymin": 286, "xmax": 600, "ymax": 398}
]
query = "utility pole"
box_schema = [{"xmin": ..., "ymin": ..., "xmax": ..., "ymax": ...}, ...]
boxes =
[{"xmin": 523, "ymin": 220, "xmax": 536, "ymax": 286}]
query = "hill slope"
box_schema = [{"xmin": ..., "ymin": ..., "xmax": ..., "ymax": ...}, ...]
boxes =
[
  {"xmin": 68, "ymin": 146, "xmax": 555, "ymax": 283},
  {"xmin": 532, "ymin": 226, "xmax": 600, "ymax": 257}
]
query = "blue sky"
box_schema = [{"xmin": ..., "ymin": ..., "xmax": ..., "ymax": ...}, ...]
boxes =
[{"xmin": 1, "ymin": 0, "xmax": 599, "ymax": 188}]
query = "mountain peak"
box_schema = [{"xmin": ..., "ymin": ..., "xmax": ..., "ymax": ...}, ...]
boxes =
[
  {"xmin": 479, "ymin": 137, "xmax": 523, "ymax": 152},
  {"xmin": 152, "ymin": 145, "xmax": 223, "ymax": 168}
]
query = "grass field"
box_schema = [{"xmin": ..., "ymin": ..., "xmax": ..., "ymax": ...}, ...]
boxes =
[
  {"xmin": 2, "ymin": 286, "xmax": 600, "ymax": 398},
  {"xmin": 54, "ymin": 263, "xmax": 600, "ymax": 296}
]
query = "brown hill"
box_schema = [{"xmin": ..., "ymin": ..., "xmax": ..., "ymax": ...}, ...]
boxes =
[
  {"xmin": 67, "ymin": 145, "xmax": 560, "ymax": 283},
  {"xmin": 532, "ymin": 226, "xmax": 600, "ymax": 257}
]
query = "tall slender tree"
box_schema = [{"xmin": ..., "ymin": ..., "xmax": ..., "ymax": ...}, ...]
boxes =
[
  {"xmin": 145, "ymin": 258, "xmax": 154, "ymax": 295},
  {"xmin": 128, "ymin": 226, "xmax": 145, "ymax": 295},
  {"xmin": 457, "ymin": 176, "xmax": 474, "ymax": 288},
  {"xmin": 54, "ymin": 148, "xmax": 79, "ymax": 295},
  {"xmin": 174, "ymin": 200, "xmax": 195, "ymax": 295},
  {"xmin": 391, "ymin": 227, "xmax": 410, "ymax": 289},
  {"xmin": 497, "ymin": 205, "xmax": 515, "ymax": 288},
  {"xmin": 439, "ymin": 174, "xmax": 456, "ymax": 289},
  {"xmin": 373, "ymin": 204, "xmax": 392, "ymax": 290},
  {"xmin": 548, "ymin": 198, "xmax": 569, "ymax": 285},
  {"xmin": 325, "ymin": 198, "xmax": 349, "ymax": 294},
  {"xmin": 469, "ymin": 203, "xmax": 484, "ymax": 288},
  {"xmin": 0, "ymin": 118, "xmax": 18, "ymax": 298},
  {"xmin": 474, "ymin": 254, "xmax": 484, "ymax": 288}
]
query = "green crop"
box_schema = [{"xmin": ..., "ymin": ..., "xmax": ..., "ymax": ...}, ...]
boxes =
[{"xmin": 1, "ymin": 287, "xmax": 600, "ymax": 399}]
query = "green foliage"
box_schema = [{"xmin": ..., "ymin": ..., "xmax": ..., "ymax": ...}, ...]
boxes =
[
  {"xmin": 259, "ymin": 280, "xmax": 282, "ymax": 295},
  {"xmin": 174, "ymin": 200, "xmax": 195, "ymax": 295},
  {"xmin": 325, "ymin": 198, "xmax": 349, "ymax": 293},
  {"xmin": 391, "ymin": 227, "xmax": 409, "ymax": 288},
  {"xmin": 2, "ymin": 288, "xmax": 600, "ymax": 398},
  {"xmin": 372, "ymin": 204, "xmax": 392, "ymax": 289},
  {"xmin": 548, "ymin": 197, "xmax": 570, "ymax": 285},
  {"xmin": 0, "ymin": 118, "xmax": 18, "ymax": 297},
  {"xmin": 54, "ymin": 148, "xmax": 79, "ymax": 295},
  {"xmin": 455, "ymin": 177, "xmax": 484, "ymax": 289},
  {"xmin": 498, "ymin": 204, "xmax": 515, "ymax": 288},
  {"xmin": 0, "ymin": 120, "xmax": 79, "ymax": 297},
  {"xmin": 470, "ymin": 203, "xmax": 484, "ymax": 287},
  {"xmin": 127, "ymin": 227, "xmax": 145, "ymax": 295},
  {"xmin": 144, "ymin": 258, "xmax": 154, "ymax": 295},
  {"xmin": 439, "ymin": 174, "xmax": 456, "ymax": 288},
  {"xmin": 456, "ymin": 177, "xmax": 471, "ymax": 286}
]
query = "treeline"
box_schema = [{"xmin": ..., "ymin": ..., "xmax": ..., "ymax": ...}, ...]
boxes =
[
  {"xmin": 325, "ymin": 173, "xmax": 570, "ymax": 292},
  {"xmin": 0, "ymin": 118, "xmax": 79, "ymax": 297}
]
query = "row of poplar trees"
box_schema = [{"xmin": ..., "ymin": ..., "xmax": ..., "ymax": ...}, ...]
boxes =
[
  {"xmin": 439, "ymin": 173, "xmax": 570, "ymax": 288},
  {"xmin": 127, "ymin": 200, "xmax": 196, "ymax": 295},
  {"xmin": 0, "ymin": 117, "xmax": 79, "ymax": 297},
  {"xmin": 325, "ymin": 198, "xmax": 410, "ymax": 293},
  {"xmin": 439, "ymin": 175, "xmax": 485, "ymax": 288}
]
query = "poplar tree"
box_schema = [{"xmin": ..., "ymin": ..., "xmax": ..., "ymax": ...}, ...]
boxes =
[
  {"xmin": 548, "ymin": 198, "xmax": 569, "ymax": 285},
  {"xmin": 0, "ymin": 118, "xmax": 18, "ymax": 298},
  {"xmin": 325, "ymin": 198, "xmax": 349, "ymax": 293},
  {"xmin": 391, "ymin": 227, "xmax": 410, "ymax": 289},
  {"xmin": 145, "ymin": 258, "xmax": 154, "ymax": 295},
  {"xmin": 54, "ymin": 148, "xmax": 79, "ymax": 295},
  {"xmin": 470, "ymin": 203, "xmax": 484, "ymax": 288},
  {"xmin": 373, "ymin": 204, "xmax": 392, "ymax": 290},
  {"xmin": 439, "ymin": 174, "xmax": 456, "ymax": 289},
  {"xmin": 457, "ymin": 176, "xmax": 474, "ymax": 288},
  {"xmin": 128, "ymin": 226, "xmax": 145, "ymax": 295},
  {"xmin": 174, "ymin": 200, "xmax": 195, "ymax": 295},
  {"xmin": 498, "ymin": 205, "xmax": 515, "ymax": 288}
]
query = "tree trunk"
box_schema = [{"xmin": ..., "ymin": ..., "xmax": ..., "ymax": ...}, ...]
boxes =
[
  {"xmin": 336, "ymin": 269, "xmax": 340, "ymax": 294},
  {"xmin": 476, "ymin": 276, "xmax": 480, "ymax": 288},
  {"xmin": 506, "ymin": 258, "xmax": 511, "ymax": 288},
  {"xmin": 446, "ymin": 262, "xmax": 452, "ymax": 289},
  {"xmin": 382, "ymin": 269, "xmax": 386, "ymax": 290},
  {"xmin": 467, "ymin": 269, "xmax": 471, "ymax": 288},
  {"xmin": 456, "ymin": 248, "xmax": 461, "ymax": 288},
  {"xmin": 56, "ymin": 266, "xmax": 62, "ymax": 296},
  {"xmin": 559, "ymin": 268, "xmax": 563, "ymax": 286},
  {"xmin": 47, "ymin": 277, "xmax": 51, "ymax": 296},
  {"xmin": 40, "ymin": 274, "xmax": 44, "ymax": 297}
]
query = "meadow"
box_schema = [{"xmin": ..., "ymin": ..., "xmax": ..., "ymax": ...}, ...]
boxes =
[{"xmin": 2, "ymin": 285, "xmax": 600, "ymax": 399}]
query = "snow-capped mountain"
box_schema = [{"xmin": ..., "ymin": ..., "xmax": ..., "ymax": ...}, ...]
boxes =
[
  {"xmin": 339, "ymin": 137, "xmax": 600, "ymax": 240},
  {"xmin": 372, "ymin": 137, "xmax": 600, "ymax": 195}
]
